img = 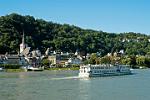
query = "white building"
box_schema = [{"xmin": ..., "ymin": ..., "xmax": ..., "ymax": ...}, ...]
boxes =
[
  {"xmin": 20, "ymin": 32, "xmax": 28, "ymax": 53},
  {"xmin": 67, "ymin": 58, "xmax": 82, "ymax": 65}
]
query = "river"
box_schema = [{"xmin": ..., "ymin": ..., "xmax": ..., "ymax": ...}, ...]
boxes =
[{"xmin": 0, "ymin": 69, "xmax": 150, "ymax": 100}]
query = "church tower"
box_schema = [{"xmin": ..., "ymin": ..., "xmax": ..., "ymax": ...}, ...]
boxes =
[{"xmin": 20, "ymin": 32, "xmax": 26, "ymax": 53}]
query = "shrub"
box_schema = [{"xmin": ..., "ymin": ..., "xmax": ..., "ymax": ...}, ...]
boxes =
[{"xmin": 0, "ymin": 64, "xmax": 21, "ymax": 69}]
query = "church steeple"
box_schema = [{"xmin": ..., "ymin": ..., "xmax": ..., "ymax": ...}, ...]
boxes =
[
  {"xmin": 22, "ymin": 31, "xmax": 25, "ymax": 44},
  {"xmin": 20, "ymin": 31, "xmax": 26, "ymax": 53}
]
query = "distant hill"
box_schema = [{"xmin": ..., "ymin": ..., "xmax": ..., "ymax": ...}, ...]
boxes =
[{"xmin": 0, "ymin": 13, "xmax": 150, "ymax": 56}]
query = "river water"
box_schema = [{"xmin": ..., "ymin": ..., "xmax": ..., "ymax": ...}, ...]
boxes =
[{"xmin": 0, "ymin": 69, "xmax": 150, "ymax": 100}]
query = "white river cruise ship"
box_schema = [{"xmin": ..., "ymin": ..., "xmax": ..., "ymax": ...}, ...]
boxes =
[{"xmin": 79, "ymin": 64, "xmax": 131, "ymax": 77}]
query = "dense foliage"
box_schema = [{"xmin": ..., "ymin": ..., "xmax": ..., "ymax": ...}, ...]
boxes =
[
  {"xmin": 86, "ymin": 54, "xmax": 150, "ymax": 68},
  {"xmin": 0, "ymin": 13, "xmax": 150, "ymax": 56}
]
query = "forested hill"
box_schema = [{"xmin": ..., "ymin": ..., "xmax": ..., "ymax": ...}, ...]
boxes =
[{"xmin": 0, "ymin": 13, "xmax": 150, "ymax": 56}]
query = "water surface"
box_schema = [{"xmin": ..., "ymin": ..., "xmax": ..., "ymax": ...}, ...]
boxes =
[{"xmin": 0, "ymin": 69, "xmax": 150, "ymax": 100}]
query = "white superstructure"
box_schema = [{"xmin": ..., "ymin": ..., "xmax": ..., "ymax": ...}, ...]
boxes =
[{"xmin": 79, "ymin": 64, "xmax": 131, "ymax": 77}]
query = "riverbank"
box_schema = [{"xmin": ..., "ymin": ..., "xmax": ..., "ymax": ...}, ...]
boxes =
[
  {"xmin": 1, "ymin": 67, "xmax": 79, "ymax": 72},
  {"xmin": 5, "ymin": 69, "xmax": 25, "ymax": 72},
  {"xmin": 47, "ymin": 67, "xmax": 79, "ymax": 71}
]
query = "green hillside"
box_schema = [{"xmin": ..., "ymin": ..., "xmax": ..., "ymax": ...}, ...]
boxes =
[{"xmin": 0, "ymin": 13, "xmax": 150, "ymax": 56}]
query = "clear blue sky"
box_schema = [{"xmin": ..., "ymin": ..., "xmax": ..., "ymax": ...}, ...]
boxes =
[{"xmin": 0, "ymin": 0, "xmax": 150, "ymax": 34}]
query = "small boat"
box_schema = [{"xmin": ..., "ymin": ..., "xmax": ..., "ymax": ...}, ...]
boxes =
[
  {"xmin": 27, "ymin": 65, "xmax": 44, "ymax": 71},
  {"xmin": 0, "ymin": 67, "xmax": 3, "ymax": 71},
  {"xmin": 79, "ymin": 64, "xmax": 131, "ymax": 78}
]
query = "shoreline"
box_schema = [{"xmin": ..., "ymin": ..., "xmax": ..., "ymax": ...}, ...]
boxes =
[
  {"xmin": 2, "ymin": 67, "xmax": 80, "ymax": 72},
  {"xmin": 46, "ymin": 67, "xmax": 79, "ymax": 71},
  {"xmin": 1, "ymin": 67, "xmax": 148, "ymax": 73},
  {"xmin": 4, "ymin": 69, "xmax": 25, "ymax": 72}
]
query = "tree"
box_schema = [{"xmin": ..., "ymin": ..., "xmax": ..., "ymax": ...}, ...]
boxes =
[
  {"xmin": 100, "ymin": 56, "xmax": 111, "ymax": 64},
  {"xmin": 88, "ymin": 53, "xmax": 97, "ymax": 64},
  {"xmin": 41, "ymin": 58, "xmax": 51, "ymax": 68},
  {"xmin": 136, "ymin": 56, "xmax": 145, "ymax": 66}
]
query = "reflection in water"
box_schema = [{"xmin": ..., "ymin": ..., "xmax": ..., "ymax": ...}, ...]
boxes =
[{"xmin": 78, "ymin": 78, "xmax": 91, "ymax": 100}]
